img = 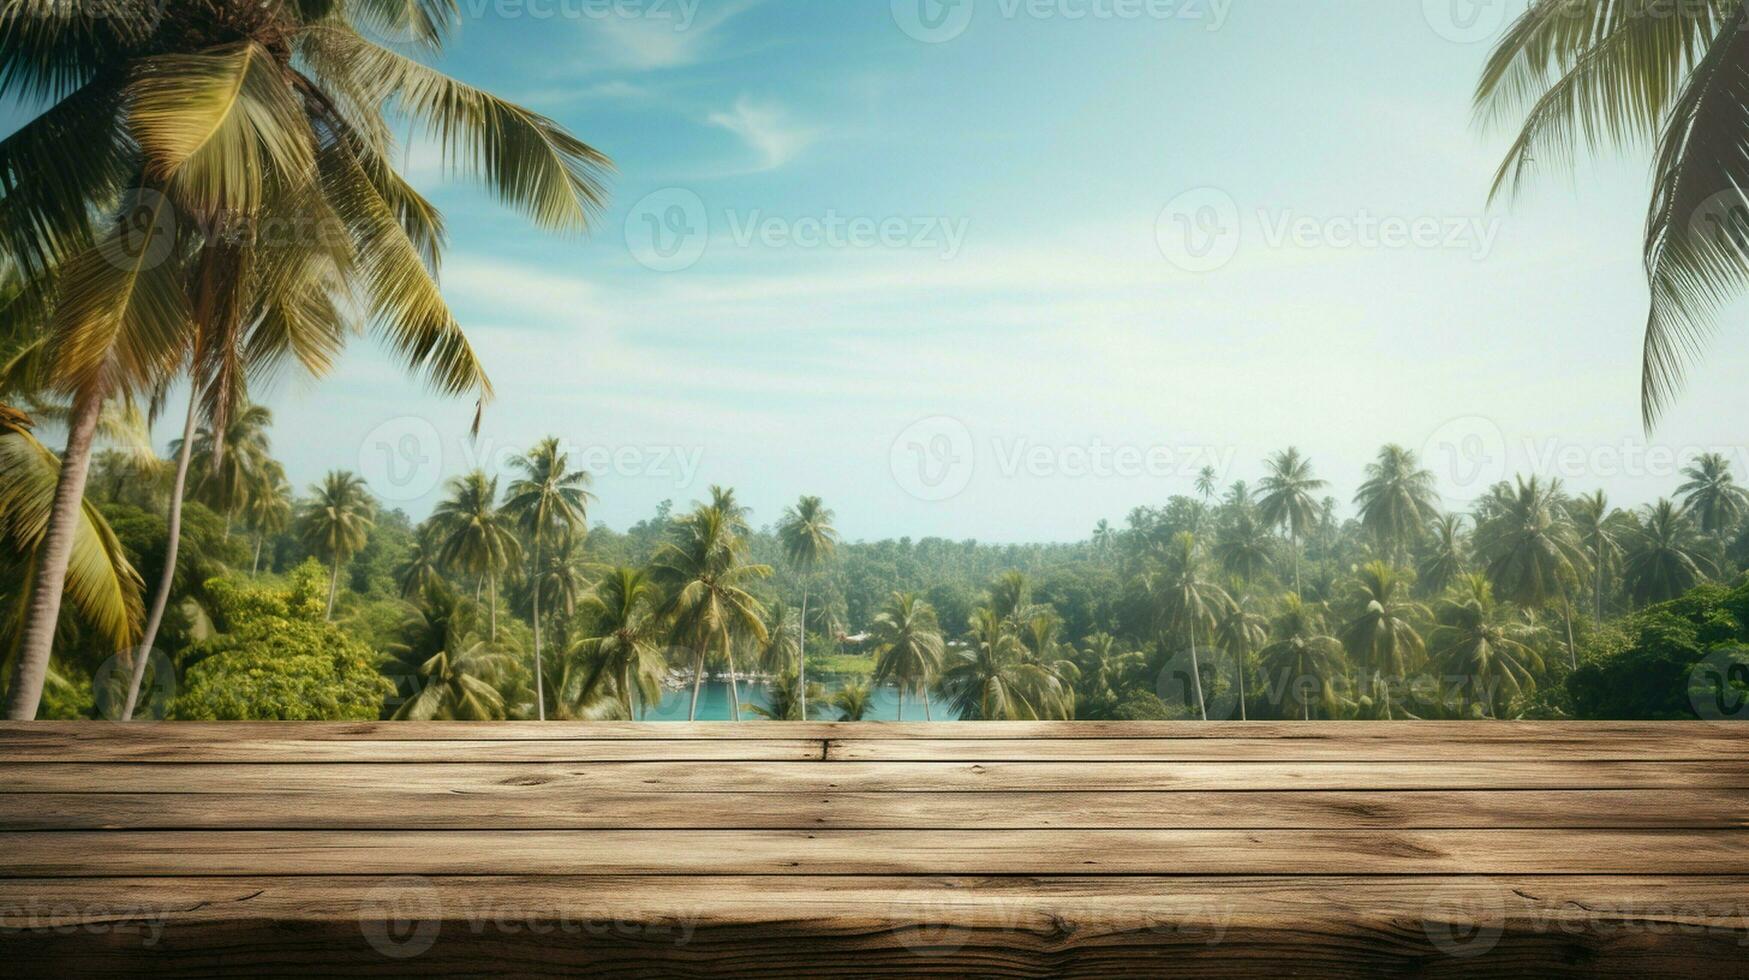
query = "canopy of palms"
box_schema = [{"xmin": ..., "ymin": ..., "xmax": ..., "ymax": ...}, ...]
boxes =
[
  {"xmin": 831, "ymin": 679, "xmax": 873, "ymax": 721},
  {"xmin": 294, "ymin": 469, "xmax": 373, "ymax": 619},
  {"xmin": 938, "ymin": 607, "xmax": 1067, "ymax": 720},
  {"xmin": 388, "ymin": 581, "xmax": 511, "ymax": 721},
  {"xmin": 1568, "ymin": 490, "xmax": 1623, "ymax": 620},
  {"xmin": 1676, "ymin": 452, "xmax": 1748, "ymax": 540},
  {"xmin": 1212, "ymin": 593, "xmax": 1267, "ymax": 720},
  {"xmin": 870, "ymin": 591, "xmax": 945, "ymax": 721},
  {"xmin": 1428, "ymin": 574, "xmax": 1542, "ymax": 718},
  {"xmin": 1622, "ymin": 499, "xmax": 1713, "ymax": 604},
  {"xmin": 775, "ymin": 494, "xmax": 836, "ymax": 719},
  {"xmin": 1354, "ymin": 445, "xmax": 1440, "ymax": 563},
  {"xmin": 1257, "ymin": 447, "xmax": 1327, "ymax": 593},
  {"xmin": 1146, "ymin": 531, "xmax": 1231, "ymax": 721},
  {"xmin": 651, "ymin": 504, "xmax": 770, "ymax": 721},
  {"xmin": 241, "ymin": 468, "xmax": 291, "ymax": 574},
  {"xmin": 565, "ymin": 567, "xmax": 664, "ymax": 720},
  {"xmin": 430, "ymin": 470, "xmax": 520, "ymax": 640},
  {"xmin": 0, "ymin": 0, "xmax": 610, "ymax": 718},
  {"xmin": 1416, "ymin": 513, "xmax": 1469, "ymax": 597},
  {"xmin": 1338, "ymin": 561, "xmax": 1427, "ymax": 718},
  {"xmin": 503, "ymin": 438, "xmax": 591, "ymax": 720},
  {"xmin": 1475, "ymin": 0, "xmax": 1749, "ymax": 427},
  {"xmin": 1213, "ymin": 507, "xmax": 1274, "ymax": 585},
  {"xmin": 1258, "ymin": 594, "xmax": 1343, "ymax": 720}
]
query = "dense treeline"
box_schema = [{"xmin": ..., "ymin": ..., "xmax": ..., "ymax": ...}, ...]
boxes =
[{"xmin": 5, "ymin": 403, "xmax": 1747, "ymax": 722}]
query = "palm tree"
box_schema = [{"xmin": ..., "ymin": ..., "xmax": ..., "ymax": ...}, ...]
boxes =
[
  {"xmin": 503, "ymin": 438, "xmax": 592, "ymax": 721},
  {"xmin": 430, "ymin": 471, "xmax": 520, "ymax": 641},
  {"xmin": 566, "ymin": 567, "xmax": 665, "ymax": 720},
  {"xmin": 832, "ymin": 679, "xmax": 874, "ymax": 721},
  {"xmin": 2, "ymin": 1, "xmax": 608, "ymax": 719},
  {"xmin": 1146, "ymin": 532, "xmax": 1231, "ymax": 721},
  {"xmin": 1213, "ymin": 507, "xmax": 1274, "ymax": 584},
  {"xmin": 870, "ymin": 591, "xmax": 946, "ymax": 721},
  {"xmin": 1212, "ymin": 593, "xmax": 1267, "ymax": 721},
  {"xmin": 1258, "ymin": 594, "xmax": 1344, "ymax": 720},
  {"xmin": 1622, "ymin": 499, "xmax": 1713, "ymax": 605},
  {"xmin": 750, "ymin": 672, "xmax": 825, "ymax": 721},
  {"xmin": 1338, "ymin": 562, "xmax": 1427, "ymax": 718},
  {"xmin": 1568, "ymin": 491, "xmax": 1623, "ymax": 620},
  {"xmin": 757, "ymin": 600, "xmax": 802, "ymax": 678},
  {"xmin": 1417, "ymin": 513, "xmax": 1469, "ymax": 598},
  {"xmin": 241, "ymin": 469, "xmax": 291, "ymax": 575},
  {"xmin": 1074, "ymin": 632, "xmax": 1144, "ymax": 702},
  {"xmin": 388, "ymin": 582, "xmax": 513, "ymax": 721},
  {"xmin": 395, "ymin": 532, "xmax": 443, "ymax": 600},
  {"xmin": 1195, "ymin": 466, "xmax": 1219, "ymax": 504},
  {"xmin": 1257, "ymin": 447, "xmax": 1327, "ymax": 594},
  {"xmin": 651, "ymin": 504, "xmax": 771, "ymax": 721},
  {"xmin": 1475, "ymin": 2, "xmax": 1749, "ymax": 427},
  {"xmin": 1473, "ymin": 476, "xmax": 1587, "ymax": 668},
  {"xmin": 1354, "ymin": 445, "xmax": 1440, "ymax": 564},
  {"xmin": 295, "ymin": 470, "xmax": 374, "ymax": 620},
  {"xmin": 938, "ymin": 607, "xmax": 1064, "ymax": 720},
  {"xmin": 986, "ymin": 571, "xmax": 1034, "ymax": 623},
  {"xmin": 1091, "ymin": 519, "xmax": 1116, "ymax": 558},
  {"xmin": 1428, "ymin": 574, "xmax": 1542, "ymax": 718},
  {"xmin": 776, "ymin": 495, "xmax": 837, "ymax": 719},
  {"xmin": 528, "ymin": 533, "xmax": 588, "ymax": 654},
  {"xmin": 1677, "ymin": 452, "xmax": 1748, "ymax": 549}
]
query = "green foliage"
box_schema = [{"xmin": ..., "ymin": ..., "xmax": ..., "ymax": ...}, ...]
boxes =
[
  {"xmin": 171, "ymin": 561, "xmax": 393, "ymax": 720},
  {"xmin": 1567, "ymin": 578, "xmax": 1749, "ymax": 719}
]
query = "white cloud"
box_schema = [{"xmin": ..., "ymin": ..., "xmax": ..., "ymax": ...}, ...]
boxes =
[
  {"xmin": 705, "ymin": 95, "xmax": 817, "ymax": 171},
  {"xmin": 586, "ymin": 0, "xmax": 762, "ymax": 70}
]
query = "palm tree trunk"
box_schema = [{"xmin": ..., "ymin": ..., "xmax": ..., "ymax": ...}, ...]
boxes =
[
  {"xmin": 621, "ymin": 663, "xmax": 634, "ymax": 720},
  {"xmin": 726, "ymin": 636, "xmax": 742, "ymax": 722},
  {"xmin": 489, "ymin": 572, "xmax": 498, "ymax": 641},
  {"xmin": 1291, "ymin": 528, "xmax": 1301, "ymax": 595},
  {"xmin": 531, "ymin": 541, "xmax": 544, "ymax": 722},
  {"xmin": 1595, "ymin": 566, "xmax": 1605, "ymax": 622},
  {"xmin": 326, "ymin": 556, "xmax": 341, "ymax": 620},
  {"xmin": 798, "ymin": 583, "xmax": 809, "ymax": 720},
  {"xmin": 5, "ymin": 384, "xmax": 105, "ymax": 720},
  {"xmin": 687, "ymin": 643, "xmax": 705, "ymax": 721},
  {"xmin": 1236, "ymin": 653, "xmax": 1248, "ymax": 721},
  {"xmin": 896, "ymin": 681, "xmax": 904, "ymax": 722},
  {"xmin": 121, "ymin": 389, "xmax": 198, "ymax": 721},
  {"xmin": 251, "ymin": 534, "xmax": 263, "ymax": 575},
  {"xmin": 1562, "ymin": 592, "xmax": 1577, "ymax": 671},
  {"xmin": 1302, "ymin": 696, "xmax": 1311, "ymax": 721},
  {"xmin": 923, "ymin": 684, "xmax": 932, "ymax": 721},
  {"xmin": 1188, "ymin": 633, "xmax": 1208, "ymax": 721}
]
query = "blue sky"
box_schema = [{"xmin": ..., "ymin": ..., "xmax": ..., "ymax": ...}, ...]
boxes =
[{"xmin": 32, "ymin": 0, "xmax": 1749, "ymax": 540}]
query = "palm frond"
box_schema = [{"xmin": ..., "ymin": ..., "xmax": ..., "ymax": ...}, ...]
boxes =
[{"xmin": 0, "ymin": 77, "xmax": 131, "ymax": 271}]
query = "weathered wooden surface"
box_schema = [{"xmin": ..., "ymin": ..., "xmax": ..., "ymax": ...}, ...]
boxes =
[{"xmin": 2, "ymin": 722, "xmax": 1745, "ymax": 978}]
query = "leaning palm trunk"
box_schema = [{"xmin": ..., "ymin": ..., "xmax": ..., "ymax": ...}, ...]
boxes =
[
  {"xmin": 1188, "ymin": 633, "xmax": 1208, "ymax": 721},
  {"xmin": 725, "ymin": 634, "xmax": 742, "ymax": 722},
  {"xmin": 922, "ymin": 684, "xmax": 932, "ymax": 721},
  {"xmin": 895, "ymin": 683, "xmax": 904, "ymax": 722},
  {"xmin": 1236, "ymin": 654, "xmax": 1248, "ymax": 721},
  {"xmin": 252, "ymin": 535, "xmax": 264, "ymax": 575},
  {"xmin": 326, "ymin": 556, "xmax": 341, "ymax": 620},
  {"xmin": 531, "ymin": 542, "xmax": 544, "ymax": 721},
  {"xmin": 120, "ymin": 391, "xmax": 199, "ymax": 721},
  {"xmin": 4, "ymin": 386, "xmax": 104, "ymax": 719},
  {"xmin": 797, "ymin": 584, "xmax": 808, "ymax": 720},
  {"xmin": 687, "ymin": 643, "xmax": 706, "ymax": 721}
]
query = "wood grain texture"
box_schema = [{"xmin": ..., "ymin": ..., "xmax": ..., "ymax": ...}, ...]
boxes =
[{"xmin": 2, "ymin": 721, "xmax": 1744, "ymax": 977}]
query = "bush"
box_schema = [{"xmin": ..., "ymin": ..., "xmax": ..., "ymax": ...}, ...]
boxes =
[
  {"xmin": 171, "ymin": 561, "xmax": 393, "ymax": 720},
  {"xmin": 1567, "ymin": 579, "xmax": 1749, "ymax": 719}
]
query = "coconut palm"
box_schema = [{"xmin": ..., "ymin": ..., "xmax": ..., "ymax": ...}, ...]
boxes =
[
  {"xmin": 776, "ymin": 495, "xmax": 837, "ymax": 719},
  {"xmin": 1075, "ymin": 632, "xmax": 1145, "ymax": 703},
  {"xmin": 1354, "ymin": 445, "xmax": 1440, "ymax": 564},
  {"xmin": 388, "ymin": 581, "xmax": 513, "ymax": 721},
  {"xmin": 295, "ymin": 470, "xmax": 374, "ymax": 620},
  {"xmin": 241, "ymin": 468, "xmax": 291, "ymax": 575},
  {"xmin": 1091, "ymin": 519, "xmax": 1116, "ymax": 558},
  {"xmin": 2, "ymin": 0, "xmax": 609, "ymax": 719},
  {"xmin": 1195, "ymin": 465, "xmax": 1219, "ymax": 504},
  {"xmin": 831, "ymin": 679, "xmax": 874, "ymax": 721},
  {"xmin": 1257, "ymin": 447, "xmax": 1328, "ymax": 594},
  {"xmin": 1677, "ymin": 452, "xmax": 1748, "ymax": 547},
  {"xmin": 527, "ymin": 533, "xmax": 588, "ymax": 653},
  {"xmin": 651, "ymin": 504, "xmax": 771, "ymax": 721},
  {"xmin": 394, "ymin": 532, "xmax": 443, "ymax": 600},
  {"xmin": 1417, "ymin": 513, "xmax": 1469, "ymax": 598},
  {"xmin": 1258, "ymin": 594, "xmax": 1344, "ymax": 721},
  {"xmin": 1475, "ymin": 1, "xmax": 1749, "ymax": 427},
  {"xmin": 566, "ymin": 567, "xmax": 665, "ymax": 720},
  {"xmin": 938, "ymin": 607, "xmax": 1064, "ymax": 720},
  {"xmin": 1622, "ymin": 499, "xmax": 1714, "ymax": 605},
  {"xmin": 1213, "ymin": 506, "xmax": 1274, "ymax": 584},
  {"xmin": 986, "ymin": 571, "xmax": 1034, "ymax": 624},
  {"xmin": 750, "ymin": 672, "xmax": 825, "ymax": 721},
  {"xmin": 870, "ymin": 591, "xmax": 946, "ymax": 721},
  {"xmin": 502, "ymin": 437, "xmax": 592, "ymax": 720},
  {"xmin": 1473, "ymin": 476, "xmax": 1588, "ymax": 668},
  {"xmin": 1338, "ymin": 562, "xmax": 1427, "ymax": 719},
  {"xmin": 1428, "ymin": 574, "xmax": 1542, "ymax": 718},
  {"xmin": 430, "ymin": 470, "xmax": 520, "ymax": 641},
  {"xmin": 758, "ymin": 599, "xmax": 802, "ymax": 677},
  {"xmin": 1568, "ymin": 491, "xmax": 1623, "ymax": 620},
  {"xmin": 1146, "ymin": 532, "xmax": 1231, "ymax": 721},
  {"xmin": 1212, "ymin": 592, "xmax": 1267, "ymax": 721}
]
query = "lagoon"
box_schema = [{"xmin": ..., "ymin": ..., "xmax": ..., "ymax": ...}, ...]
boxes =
[{"xmin": 639, "ymin": 677, "xmax": 960, "ymax": 721}]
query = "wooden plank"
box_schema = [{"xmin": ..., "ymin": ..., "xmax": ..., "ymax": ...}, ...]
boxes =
[
  {"xmin": 6, "ymin": 788, "xmax": 1744, "ymax": 831},
  {"xmin": 0, "ymin": 735, "xmax": 826, "ymax": 763},
  {"xmin": 7, "ymin": 759, "xmax": 1745, "ymax": 793},
  {"xmin": 4, "ymin": 875, "xmax": 1747, "ymax": 978},
  {"xmin": 825, "ymin": 735, "xmax": 1742, "ymax": 762},
  {"xmin": 8, "ymin": 828, "xmax": 1747, "ymax": 876}
]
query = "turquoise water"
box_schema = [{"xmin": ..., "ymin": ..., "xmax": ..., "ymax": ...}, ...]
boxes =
[{"xmin": 639, "ymin": 677, "xmax": 959, "ymax": 721}]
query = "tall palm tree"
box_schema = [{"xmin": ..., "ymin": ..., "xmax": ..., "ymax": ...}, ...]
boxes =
[
  {"xmin": 1475, "ymin": 1, "xmax": 1749, "ymax": 427},
  {"xmin": 1623, "ymin": 499, "xmax": 1713, "ymax": 605},
  {"xmin": 1568, "ymin": 491, "xmax": 1623, "ymax": 620},
  {"xmin": 651, "ymin": 504, "xmax": 770, "ymax": 721},
  {"xmin": 750, "ymin": 672, "xmax": 824, "ymax": 721},
  {"xmin": 986, "ymin": 571, "xmax": 1034, "ymax": 623},
  {"xmin": 938, "ymin": 607, "xmax": 1063, "ymax": 720},
  {"xmin": 758, "ymin": 599, "xmax": 802, "ymax": 677},
  {"xmin": 1677, "ymin": 452, "xmax": 1749, "ymax": 548},
  {"xmin": 1258, "ymin": 594, "xmax": 1344, "ymax": 721},
  {"xmin": 394, "ymin": 532, "xmax": 443, "ymax": 600},
  {"xmin": 870, "ymin": 591, "xmax": 945, "ymax": 721},
  {"xmin": 1417, "ymin": 513, "xmax": 1469, "ymax": 598},
  {"xmin": 1091, "ymin": 519, "xmax": 1116, "ymax": 558},
  {"xmin": 2, "ymin": 0, "xmax": 609, "ymax": 719},
  {"xmin": 1338, "ymin": 562, "xmax": 1427, "ymax": 719},
  {"xmin": 295, "ymin": 470, "xmax": 374, "ymax": 620},
  {"xmin": 1257, "ymin": 447, "xmax": 1327, "ymax": 594},
  {"xmin": 776, "ymin": 495, "xmax": 837, "ymax": 719},
  {"xmin": 1213, "ymin": 506, "xmax": 1274, "ymax": 584},
  {"xmin": 430, "ymin": 470, "xmax": 520, "ymax": 641},
  {"xmin": 1146, "ymin": 531, "xmax": 1231, "ymax": 721},
  {"xmin": 1212, "ymin": 592, "xmax": 1267, "ymax": 721},
  {"xmin": 503, "ymin": 438, "xmax": 592, "ymax": 721},
  {"xmin": 388, "ymin": 581, "xmax": 512, "ymax": 721},
  {"xmin": 1428, "ymin": 574, "xmax": 1542, "ymax": 718},
  {"xmin": 831, "ymin": 679, "xmax": 874, "ymax": 721},
  {"xmin": 527, "ymin": 533, "xmax": 588, "ymax": 654},
  {"xmin": 1195, "ymin": 465, "xmax": 1219, "ymax": 504},
  {"xmin": 1074, "ymin": 632, "xmax": 1143, "ymax": 702},
  {"xmin": 1473, "ymin": 476, "xmax": 1587, "ymax": 668},
  {"xmin": 1354, "ymin": 445, "xmax": 1440, "ymax": 564},
  {"xmin": 566, "ymin": 567, "xmax": 665, "ymax": 720}
]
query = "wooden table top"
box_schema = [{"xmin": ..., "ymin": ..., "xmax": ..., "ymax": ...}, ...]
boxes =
[{"xmin": 3, "ymin": 721, "xmax": 1746, "ymax": 977}]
